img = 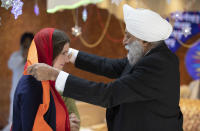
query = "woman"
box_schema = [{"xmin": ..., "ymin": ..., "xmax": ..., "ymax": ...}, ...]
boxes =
[{"xmin": 12, "ymin": 28, "xmax": 80, "ymax": 131}]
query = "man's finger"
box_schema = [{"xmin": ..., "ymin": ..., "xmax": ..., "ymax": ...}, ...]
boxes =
[
  {"xmin": 70, "ymin": 118, "xmax": 80, "ymax": 122},
  {"xmin": 70, "ymin": 123, "xmax": 80, "ymax": 130},
  {"xmin": 27, "ymin": 64, "xmax": 37, "ymax": 74},
  {"xmin": 70, "ymin": 118, "xmax": 80, "ymax": 124},
  {"xmin": 27, "ymin": 65, "xmax": 33, "ymax": 74},
  {"xmin": 68, "ymin": 53, "xmax": 72, "ymax": 60},
  {"xmin": 70, "ymin": 116, "xmax": 80, "ymax": 121},
  {"xmin": 33, "ymin": 72, "xmax": 39, "ymax": 81},
  {"xmin": 69, "ymin": 113, "xmax": 76, "ymax": 117},
  {"xmin": 70, "ymin": 117, "xmax": 79, "ymax": 122}
]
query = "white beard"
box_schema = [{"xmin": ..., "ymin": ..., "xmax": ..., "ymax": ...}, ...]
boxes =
[{"xmin": 125, "ymin": 40, "xmax": 144, "ymax": 66}]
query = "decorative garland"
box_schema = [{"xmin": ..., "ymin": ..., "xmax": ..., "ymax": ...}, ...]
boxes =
[
  {"xmin": 70, "ymin": 6, "xmax": 93, "ymax": 42},
  {"xmin": 72, "ymin": 7, "xmax": 111, "ymax": 48},
  {"xmin": 96, "ymin": 7, "xmax": 124, "ymax": 43},
  {"xmin": 79, "ymin": 12, "xmax": 111, "ymax": 48},
  {"xmin": 175, "ymin": 37, "xmax": 199, "ymax": 48}
]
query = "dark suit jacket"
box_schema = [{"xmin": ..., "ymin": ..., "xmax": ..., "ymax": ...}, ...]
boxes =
[{"xmin": 63, "ymin": 42, "xmax": 183, "ymax": 131}]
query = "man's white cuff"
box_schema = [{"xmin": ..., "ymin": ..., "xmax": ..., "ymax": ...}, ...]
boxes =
[
  {"xmin": 69, "ymin": 48, "xmax": 79, "ymax": 64},
  {"xmin": 55, "ymin": 71, "xmax": 69, "ymax": 92}
]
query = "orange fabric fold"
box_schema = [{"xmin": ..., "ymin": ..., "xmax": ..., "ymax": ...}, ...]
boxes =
[
  {"xmin": 24, "ymin": 41, "xmax": 52, "ymax": 131},
  {"xmin": 50, "ymin": 87, "xmax": 66, "ymax": 130}
]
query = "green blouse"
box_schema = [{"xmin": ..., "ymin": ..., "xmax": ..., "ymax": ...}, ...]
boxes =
[{"xmin": 61, "ymin": 96, "xmax": 80, "ymax": 120}]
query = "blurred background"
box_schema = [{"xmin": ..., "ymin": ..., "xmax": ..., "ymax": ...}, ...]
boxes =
[{"xmin": 0, "ymin": 0, "xmax": 199, "ymax": 131}]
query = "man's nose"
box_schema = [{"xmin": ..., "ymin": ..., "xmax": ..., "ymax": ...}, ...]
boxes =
[
  {"xmin": 123, "ymin": 38, "xmax": 127, "ymax": 46},
  {"xmin": 123, "ymin": 38, "xmax": 131, "ymax": 46}
]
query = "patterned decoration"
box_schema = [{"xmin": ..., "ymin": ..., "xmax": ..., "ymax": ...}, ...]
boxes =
[
  {"xmin": 182, "ymin": 26, "xmax": 192, "ymax": 37},
  {"xmin": 72, "ymin": 25, "xmax": 82, "ymax": 36},
  {"xmin": 1, "ymin": 0, "xmax": 13, "ymax": 10},
  {"xmin": 34, "ymin": 3, "xmax": 39, "ymax": 16},
  {"xmin": 185, "ymin": 39, "xmax": 200, "ymax": 80},
  {"xmin": 165, "ymin": 11, "xmax": 200, "ymax": 52},
  {"xmin": 82, "ymin": 7, "xmax": 87, "ymax": 22},
  {"xmin": 172, "ymin": 11, "xmax": 183, "ymax": 21},
  {"xmin": 11, "ymin": 0, "xmax": 24, "ymax": 19}
]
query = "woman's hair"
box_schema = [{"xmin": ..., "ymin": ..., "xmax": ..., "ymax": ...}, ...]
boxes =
[
  {"xmin": 52, "ymin": 29, "xmax": 70, "ymax": 60},
  {"xmin": 20, "ymin": 32, "xmax": 34, "ymax": 50}
]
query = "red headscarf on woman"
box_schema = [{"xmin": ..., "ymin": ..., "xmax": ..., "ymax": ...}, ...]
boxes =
[{"xmin": 24, "ymin": 28, "xmax": 70, "ymax": 131}]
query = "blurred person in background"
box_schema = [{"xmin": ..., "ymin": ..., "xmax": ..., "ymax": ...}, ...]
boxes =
[{"xmin": 2, "ymin": 32, "xmax": 34, "ymax": 131}]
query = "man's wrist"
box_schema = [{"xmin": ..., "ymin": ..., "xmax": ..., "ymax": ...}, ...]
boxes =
[
  {"xmin": 69, "ymin": 48, "xmax": 79, "ymax": 64},
  {"xmin": 51, "ymin": 68, "xmax": 61, "ymax": 81},
  {"xmin": 55, "ymin": 71, "xmax": 69, "ymax": 92}
]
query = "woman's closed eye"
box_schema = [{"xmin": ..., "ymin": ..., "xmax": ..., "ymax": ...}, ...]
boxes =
[{"xmin": 62, "ymin": 51, "xmax": 69, "ymax": 55}]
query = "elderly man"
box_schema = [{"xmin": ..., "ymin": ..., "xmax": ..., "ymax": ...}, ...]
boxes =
[{"xmin": 28, "ymin": 4, "xmax": 183, "ymax": 131}]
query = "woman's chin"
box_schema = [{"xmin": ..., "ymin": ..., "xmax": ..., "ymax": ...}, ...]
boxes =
[
  {"xmin": 54, "ymin": 66, "xmax": 63, "ymax": 70},
  {"xmin": 59, "ymin": 66, "xmax": 64, "ymax": 70}
]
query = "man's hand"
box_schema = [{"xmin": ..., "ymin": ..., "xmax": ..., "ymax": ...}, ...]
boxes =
[
  {"xmin": 69, "ymin": 113, "xmax": 80, "ymax": 131},
  {"xmin": 27, "ymin": 63, "xmax": 60, "ymax": 81}
]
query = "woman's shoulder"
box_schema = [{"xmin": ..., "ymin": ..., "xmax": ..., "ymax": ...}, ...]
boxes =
[{"xmin": 16, "ymin": 75, "xmax": 42, "ymax": 94}]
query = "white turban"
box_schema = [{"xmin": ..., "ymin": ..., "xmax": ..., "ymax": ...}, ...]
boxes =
[{"xmin": 123, "ymin": 4, "xmax": 173, "ymax": 42}]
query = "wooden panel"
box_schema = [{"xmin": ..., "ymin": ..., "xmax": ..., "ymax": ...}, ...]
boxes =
[{"xmin": 76, "ymin": 102, "xmax": 106, "ymax": 127}]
